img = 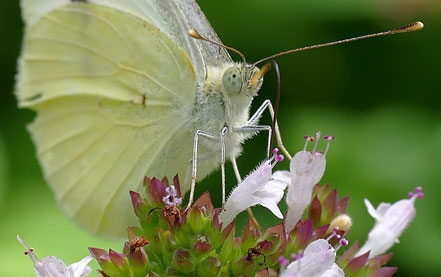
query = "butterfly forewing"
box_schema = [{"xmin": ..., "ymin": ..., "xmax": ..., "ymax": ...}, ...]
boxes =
[{"xmin": 21, "ymin": 0, "xmax": 232, "ymax": 82}]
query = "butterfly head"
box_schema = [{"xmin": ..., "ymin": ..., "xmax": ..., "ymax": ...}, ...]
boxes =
[
  {"xmin": 221, "ymin": 65, "xmax": 263, "ymax": 97},
  {"xmin": 189, "ymin": 29, "xmax": 264, "ymax": 97}
]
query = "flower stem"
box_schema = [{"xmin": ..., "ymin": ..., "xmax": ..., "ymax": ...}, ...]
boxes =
[{"xmin": 247, "ymin": 207, "xmax": 263, "ymax": 231}]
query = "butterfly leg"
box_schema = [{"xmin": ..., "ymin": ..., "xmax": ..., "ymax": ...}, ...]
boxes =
[
  {"xmin": 186, "ymin": 130, "xmax": 218, "ymax": 211},
  {"xmin": 233, "ymin": 125, "xmax": 272, "ymax": 162},
  {"xmin": 220, "ymin": 126, "xmax": 228, "ymax": 210},
  {"xmin": 245, "ymin": 99, "xmax": 292, "ymax": 160}
]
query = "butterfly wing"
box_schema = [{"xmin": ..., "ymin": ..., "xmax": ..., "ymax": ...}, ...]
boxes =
[
  {"xmin": 17, "ymin": 3, "xmax": 197, "ymax": 237},
  {"xmin": 85, "ymin": 0, "xmax": 233, "ymax": 76},
  {"xmin": 172, "ymin": 0, "xmax": 233, "ymax": 67},
  {"xmin": 21, "ymin": 0, "xmax": 232, "ymax": 82},
  {"xmin": 20, "ymin": 0, "xmax": 69, "ymax": 27}
]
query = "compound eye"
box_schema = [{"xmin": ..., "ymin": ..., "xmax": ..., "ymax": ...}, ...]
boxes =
[{"xmin": 222, "ymin": 67, "xmax": 242, "ymax": 94}]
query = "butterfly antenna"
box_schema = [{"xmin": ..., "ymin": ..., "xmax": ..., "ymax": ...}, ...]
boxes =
[
  {"xmin": 189, "ymin": 29, "xmax": 247, "ymax": 66},
  {"xmin": 252, "ymin": 21, "xmax": 424, "ymax": 67}
]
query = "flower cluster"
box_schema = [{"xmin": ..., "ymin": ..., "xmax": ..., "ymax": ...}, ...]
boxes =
[{"xmin": 18, "ymin": 133, "xmax": 423, "ymax": 276}]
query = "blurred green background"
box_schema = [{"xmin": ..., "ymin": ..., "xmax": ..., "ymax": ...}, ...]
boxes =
[{"xmin": 1, "ymin": 0, "xmax": 440, "ymax": 276}]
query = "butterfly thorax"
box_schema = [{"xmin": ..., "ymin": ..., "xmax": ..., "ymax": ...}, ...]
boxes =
[{"xmin": 191, "ymin": 62, "xmax": 263, "ymax": 158}]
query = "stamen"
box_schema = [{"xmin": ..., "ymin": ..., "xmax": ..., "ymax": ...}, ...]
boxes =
[
  {"xmin": 334, "ymin": 238, "xmax": 349, "ymax": 252},
  {"xmin": 303, "ymin": 135, "xmax": 314, "ymax": 151},
  {"xmin": 312, "ymin": 132, "xmax": 321, "ymax": 154},
  {"xmin": 17, "ymin": 235, "xmax": 40, "ymax": 264},
  {"xmin": 324, "ymin": 135, "xmax": 335, "ymax": 156},
  {"xmin": 268, "ymin": 155, "xmax": 275, "ymax": 163},
  {"xmin": 271, "ymin": 148, "xmax": 285, "ymax": 167},
  {"xmin": 326, "ymin": 227, "xmax": 339, "ymax": 242},
  {"xmin": 409, "ymin": 186, "xmax": 424, "ymax": 200}
]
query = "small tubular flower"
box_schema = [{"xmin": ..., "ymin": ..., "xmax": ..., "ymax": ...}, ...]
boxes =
[
  {"xmin": 17, "ymin": 235, "xmax": 92, "ymax": 277},
  {"xmin": 162, "ymin": 184, "xmax": 182, "ymax": 206},
  {"xmin": 282, "ymin": 132, "xmax": 334, "ymax": 234},
  {"xmin": 280, "ymin": 229, "xmax": 347, "ymax": 277},
  {"xmin": 218, "ymin": 149, "xmax": 286, "ymax": 226},
  {"xmin": 356, "ymin": 187, "xmax": 424, "ymax": 258}
]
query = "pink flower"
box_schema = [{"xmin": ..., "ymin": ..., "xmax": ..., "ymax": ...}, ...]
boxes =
[
  {"xmin": 280, "ymin": 229, "xmax": 347, "ymax": 277},
  {"xmin": 273, "ymin": 132, "xmax": 334, "ymax": 234},
  {"xmin": 356, "ymin": 187, "xmax": 424, "ymax": 258},
  {"xmin": 219, "ymin": 149, "xmax": 286, "ymax": 226}
]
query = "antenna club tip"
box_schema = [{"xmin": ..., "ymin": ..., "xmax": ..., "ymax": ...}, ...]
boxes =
[
  {"xmin": 189, "ymin": 29, "xmax": 203, "ymax": 39},
  {"xmin": 396, "ymin": 21, "xmax": 424, "ymax": 33},
  {"xmin": 414, "ymin": 21, "xmax": 424, "ymax": 30},
  {"xmin": 408, "ymin": 21, "xmax": 424, "ymax": 32}
]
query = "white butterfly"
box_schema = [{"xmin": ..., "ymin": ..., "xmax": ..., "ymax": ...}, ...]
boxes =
[
  {"xmin": 17, "ymin": 0, "xmax": 422, "ymax": 238},
  {"xmin": 17, "ymin": 0, "xmax": 290, "ymax": 237}
]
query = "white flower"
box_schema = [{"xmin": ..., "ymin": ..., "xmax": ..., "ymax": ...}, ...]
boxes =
[
  {"xmin": 218, "ymin": 149, "xmax": 287, "ymax": 226},
  {"xmin": 17, "ymin": 235, "xmax": 92, "ymax": 277},
  {"xmin": 162, "ymin": 185, "xmax": 182, "ymax": 206},
  {"xmin": 280, "ymin": 231, "xmax": 347, "ymax": 277},
  {"xmin": 277, "ymin": 132, "xmax": 334, "ymax": 234},
  {"xmin": 320, "ymin": 264, "xmax": 345, "ymax": 277},
  {"xmin": 356, "ymin": 186, "xmax": 424, "ymax": 258}
]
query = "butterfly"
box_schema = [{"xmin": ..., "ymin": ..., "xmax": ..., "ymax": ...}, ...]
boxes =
[
  {"xmin": 17, "ymin": 0, "xmax": 293, "ymax": 238},
  {"xmin": 17, "ymin": 0, "xmax": 422, "ymax": 238}
]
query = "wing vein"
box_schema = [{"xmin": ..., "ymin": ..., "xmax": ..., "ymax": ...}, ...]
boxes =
[
  {"xmin": 95, "ymin": 121, "xmax": 186, "ymax": 233},
  {"xmin": 46, "ymin": 126, "xmax": 114, "ymax": 177},
  {"xmin": 28, "ymin": 37, "xmax": 178, "ymax": 97},
  {"xmin": 70, "ymin": 127, "xmax": 139, "ymax": 218},
  {"xmin": 40, "ymin": 127, "xmax": 93, "ymax": 153}
]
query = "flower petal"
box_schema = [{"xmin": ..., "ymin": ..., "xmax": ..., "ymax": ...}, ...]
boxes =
[
  {"xmin": 259, "ymin": 198, "xmax": 284, "ymax": 219},
  {"xmin": 320, "ymin": 263, "xmax": 345, "ymax": 277},
  {"xmin": 67, "ymin": 256, "xmax": 93, "ymax": 277},
  {"xmin": 290, "ymin": 151, "xmax": 326, "ymax": 185},
  {"xmin": 34, "ymin": 256, "xmax": 69, "ymax": 277},
  {"xmin": 364, "ymin": 199, "xmax": 382, "ymax": 221},
  {"xmin": 219, "ymin": 160, "xmax": 283, "ymax": 226},
  {"xmin": 376, "ymin": 203, "xmax": 392, "ymax": 218},
  {"xmin": 272, "ymin": 170, "xmax": 291, "ymax": 184},
  {"xmin": 285, "ymin": 149, "xmax": 327, "ymax": 234},
  {"xmin": 286, "ymin": 239, "xmax": 336, "ymax": 276}
]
